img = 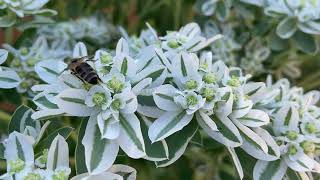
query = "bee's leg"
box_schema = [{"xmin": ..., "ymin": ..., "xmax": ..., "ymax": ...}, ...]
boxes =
[
  {"xmin": 71, "ymin": 71, "xmax": 86, "ymax": 84},
  {"xmin": 58, "ymin": 68, "xmax": 68, "ymax": 76}
]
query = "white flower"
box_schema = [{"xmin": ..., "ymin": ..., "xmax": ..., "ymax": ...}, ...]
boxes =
[{"xmin": 85, "ymin": 85, "xmax": 112, "ymax": 110}]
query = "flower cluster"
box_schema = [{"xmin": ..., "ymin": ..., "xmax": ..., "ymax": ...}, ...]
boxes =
[
  {"xmin": 1, "ymin": 20, "xmax": 320, "ymax": 179},
  {"xmin": 244, "ymin": 0, "xmax": 320, "ymax": 38},
  {"xmin": 3, "ymin": 36, "xmax": 69, "ymax": 94},
  {"xmin": 251, "ymin": 77, "xmax": 320, "ymax": 179},
  {"xmin": 37, "ymin": 16, "xmax": 119, "ymax": 47},
  {"xmin": 0, "ymin": 0, "xmax": 56, "ymax": 27},
  {"xmin": 25, "ymin": 22, "xmax": 320, "ymax": 179}
]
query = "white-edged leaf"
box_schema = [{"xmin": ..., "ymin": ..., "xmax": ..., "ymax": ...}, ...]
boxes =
[
  {"xmin": 227, "ymin": 147, "xmax": 244, "ymax": 180},
  {"xmin": 237, "ymin": 109, "xmax": 270, "ymax": 127},
  {"xmin": 252, "ymin": 128, "xmax": 280, "ymax": 161},
  {"xmin": 35, "ymin": 60, "xmax": 67, "ymax": 84},
  {"xmin": 113, "ymin": 55, "xmax": 136, "ymax": 78},
  {"xmin": 82, "ymin": 115, "xmax": 119, "ymax": 175},
  {"xmin": 233, "ymin": 120, "xmax": 269, "ymax": 160},
  {"xmin": 33, "ymin": 92, "xmax": 59, "ymax": 110},
  {"xmin": 31, "ymin": 109, "xmax": 66, "ymax": 121},
  {"xmin": 73, "ymin": 42, "xmax": 88, "ymax": 58},
  {"xmin": 216, "ymin": 87, "xmax": 234, "ymax": 117},
  {"xmin": 139, "ymin": 115, "xmax": 169, "ymax": 161},
  {"xmin": 155, "ymin": 119, "xmax": 198, "ymax": 167},
  {"xmin": 109, "ymin": 164, "xmax": 137, "ymax": 180},
  {"xmin": 118, "ymin": 113, "xmax": 146, "ymax": 158},
  {"xmin": 153, "ymin": 84, "xmax": 181, "ymax": 111},
  {"xmin": 132, "ymin": 78, "xmax": 152, "ymax": 95},
  {"xmin": 154, "ymin": 48, "xmax": 173, "ymax": 71},
  {"xmin": 137, "ymin": 94, "xmax": 165, "ymax": 118},
  {"xmin": 253, "ymin": 160, "xmax": 287, "ymax": 180},
  {"xmin": 0, "ymin": 67, "xmax": 21, "ymax": 89},
  {"xmin": 46, "ymin": 135, "xmax": 69, "ymax": 171},
  {"xmin": 132, "ymin": 65, "xmax": 167, "ymax": 88},
  {"xmin": 243, "ymin": 82, "xmax": 267, "ymax": 103},
  {"xmin": 196, "ymin": 111, "xmax": 218, "ymax": 134},
  {"xmin": 274, "ymin": 104, "xmax": 299, "ymax": 131},
  {"xmin": 172, "ymin": 52, "xmax": 198, "ymax": 78},
  {"xmin": 4, "ymin": 132, "xmax": 34, "ymax": 165},
  {"xmin": 71, "ymin": 172, "xmax": 122, "ymax": 180},
  {"xmin": 205, "ymin": 114, "xmax": 242, "ymax": 147},
  {"xmin": 9, "ymin": 105, "xmax": 39, "ymax": 134},
  {"xmin": 97, "ymin": 113, "xmax": 120, "ymax": 140},
  {"xmin": 148, "ymin": 110, "xmax": 193, "ymax": 143},
  {"xmin": 285, "ymin": 154, "xmax": 315, "ymax": 172},
  {"xmin": 0, "ymin": 49, "xmax": 8, "ymax": 65},
  {"xmin": 116, "ymin": 38, "xmax": 129, "ymax": 55},
  {"xmin": 57, "ymin": 88, "xmax": 93, "ymax": 117},
  {"xmin": 276, "ymin": 17, "xmax": 297, "ymax": 39}
]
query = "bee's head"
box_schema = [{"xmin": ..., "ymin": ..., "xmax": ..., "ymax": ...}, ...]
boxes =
[{"xmin": 68, "ymin": 58, "xmax": 82, "ymax": 70}]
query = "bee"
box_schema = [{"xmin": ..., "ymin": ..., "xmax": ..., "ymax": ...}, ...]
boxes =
[{"xmin": 67, "ymin": 56, "xmax": 100, "ymax": 84}]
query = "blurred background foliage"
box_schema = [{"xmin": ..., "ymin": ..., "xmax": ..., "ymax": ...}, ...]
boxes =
[{"xmin": 1, "ymin": 0, "xmax": 320, "ymax": 179}]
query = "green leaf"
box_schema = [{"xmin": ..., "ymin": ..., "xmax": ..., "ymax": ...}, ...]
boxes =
[
  {"xmin": 75, "ymin": 118, "xmax": 89, "ymax": 174},
  {"xmin": 60, "ymin": 97, "xmax": 85, "ymax": 105},
  {"xmin": 9, "ymin": 105, "xmax": 37, "ymax": 133},
  {"xmin": 34, "ymin": 127, "xmax": 73, "ymax": 155},
  {"xmin": 268, "ymin": 30, "xmax": 289, "ymax": 51},
  {"xmin": 119, "ymin": 113, "xmax": 144, "ymax": 152},
  {"xmin": 139, "ymin": 114, "xmax": 168, "ymax": 161},
  {"xmin": 0, "ymin": 12, "xmax": 16, "ymax": 27},
  {"xmin": 34, "ymin": 94, "xmax": 59, "ymax": 109},
  {"xmin": 155, "ymin": 111, "xmax": 187, "ymax": 141},
  {"xmin": 137, "ymin": 95, "xmax": 156, "ymax": 107},
  {"xmin": 276, "ymin": 17, "xmax": 297, "ymax": 39},
  {"xmin": 32, "ymin": 9, "xmax": 57, "ymax": 17},
  {"xmin": 121, "ymin": 58, "xmax": 128, "ymax": 75},
  {"xmin": 292, "ymin": 31, "xmax": 318, "ymax": 54},
  {"xmin": 0, "ymin": 143, "xmax": 5, "ymax": 159},
  {"xmin": 211, "ymin": 115, "xmax": 241, "ymax": 143},
  {"xmin": 155, "ymin": 119, "xmax": 198, "ymax": 167}
]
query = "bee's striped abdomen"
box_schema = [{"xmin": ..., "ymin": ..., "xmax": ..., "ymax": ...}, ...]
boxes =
[{"xmin": 74, "ymin": 63, "xmax": 99, "ymax": 84}]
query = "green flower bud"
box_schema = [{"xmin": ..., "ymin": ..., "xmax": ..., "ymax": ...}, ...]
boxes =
[
  {"xmin": 305, "ymin": 122, "xmax": 317, "ymax": 134},
  {"xmin": 276, "ymin": 140, "xmax": 283, "ymax": 146},
  {"xmin": 185, "ymin": 80, "xmax": 198, "ymax": 90},
  {"xmin": 286, "ymin": 131, "xmax": 298, "ymax": 141},
  {"xmin": 9, "ymin": 159, "xmax": 25, "ymax": 174},
  {"xmin": 107, "ymin": 76, "xmax": 124, "ymax": 93},
  {"xmin": 203, "ymin": 73, "xmax": 216, "ymax": 84},
  {"xmin": 100, "ymin": 53, "xmax": 112, "ymax": 64},
  {"xmin": 167, "ymin": 40, "xmax": 180, "ymax": 49},
  {"xmin": 52, "ymin": 171, "xmax": 68, "ymax": 180},
  {"xmin": 11, "ymin": 58, "xmax": 21, "ymax": 67},
  {"xmin": 288, "ymin": 145, "xmax": 298, "ymax": 155},
  {"xmin": 227, "ymin": 76, "xmax": 241, "ymax": 87},
  {"xmin": 20, "ymin": 82, "xmax": 29, "ymax": 89},
  {"xmin": 92, "ymin": 92, "xmax": 107, "ymax": 106},
  {"xmin": 20, "ymin": 47, "xmax": 29, "ymax": 56},
  {"xmin": 99, "ymin": 67, "xmax": 110, "ymax": 75},
  {"xmin": 201, "ymin": 87, "xmax": 215, "ymax": 102},
  {"xmin": 199, "ymin": 63, "xmax": 208, "ymax": 70},
  {"xmin": 18, "ymin": 71, "xmax": 27, "ymax": 78},
  {"xmin": 186, "ymin": 95, "xmax": 198, "ymax": 106},
  {"xmin": 111, "ymin": 99, "xmax": 122, "ymax": 110},
  {"xmin": 38, "ymin": 149, "xmax": 48, "ymax": 164},
  {"xmin": 26, "ymin": 58, "xmax": 38, "ymax": 67},
  {"xmin": 301, "ymin": 141, "xmax": 315, "ymax": 153},
  {"xmin": 24, "ymin": 172, "xmax": 42, "ymax": 180}
]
